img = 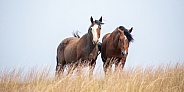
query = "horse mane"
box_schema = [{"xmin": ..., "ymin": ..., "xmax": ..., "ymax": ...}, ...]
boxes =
[
  {"xmin": 95, "ymin": 20, "xmax": 104, "ymax": 25},
  {"xmin": 119, "ymin": 26, "xmax": 134, "ymax": 42},
  {"xmin": 72, "ymin": 31, "xmax": 80, "ymax": 38}
]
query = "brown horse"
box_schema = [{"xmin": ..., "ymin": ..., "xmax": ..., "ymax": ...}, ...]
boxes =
[
  {"xmin": 101, "ymin": 26, "xmax": 133, "ymax": 74},
  {"xmin": 56, "ymin": 16, "xmax": 104, "ymax": 76}
]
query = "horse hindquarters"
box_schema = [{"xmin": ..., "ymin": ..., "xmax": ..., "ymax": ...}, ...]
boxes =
[{"xmin": 56, "ymin": 42, "xmax": 66, "ymax": 76}]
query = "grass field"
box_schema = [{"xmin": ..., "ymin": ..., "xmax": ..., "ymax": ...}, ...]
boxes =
[{"xmin": 0, "ymin": 63, "xmax": 184, "ymax": 92}]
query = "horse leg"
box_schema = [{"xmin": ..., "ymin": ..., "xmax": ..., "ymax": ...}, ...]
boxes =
[
  {"xmin": 121, "ymin": 58, "xmax": 127, "ymax": 70},
  {"xmin": 67, "ymin": 63, "xmax": 77, "ymax": 76},
  {"xmin": 108, "ymin": 58, "xmax": 114, "ymax": 74},
  {"xmin": 115, "ymin": 61, "xmax": 121, "ymax": 73},
  {"xmin": 55, "ymin": 60, "xmax": 65, "ymax": 77},
  {"xmin": 89, "ymin": 60, "xmax": 96, "ymax": 76},
  {"xmin": 67, "ymin": 64, "xmax": 72, "ymax": 75},
  {"xmin": 104, "ymin": 58, "xmax": 114, "ymax": 75},
  {"xmin": 114, "ymin": 58, "xmax": 126, "ymax": 73},
  {"xmin": 103, "ymin": 61, "xmax": 110, "ymax": 75},
  {"xmin": 76, "ymin": 62, "xmax": 83, "ymax": 76}
]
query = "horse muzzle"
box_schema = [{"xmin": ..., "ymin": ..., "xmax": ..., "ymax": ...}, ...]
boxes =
[
  {"xmin": 92, "ymin": 39, "xmax": 99, "ymax": 45},
  {"xmin": 121, "ymin": 51, "xmax": 128, "ymax": 57}
]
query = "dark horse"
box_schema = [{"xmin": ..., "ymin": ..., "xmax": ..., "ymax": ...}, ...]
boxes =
[
  {"xmin": 56, "ymin": 16, "xmax": 104, "ymax": 76},
  {"xmin": 101, "ymin": 26, "xmax": 133, "ymax": 74}
]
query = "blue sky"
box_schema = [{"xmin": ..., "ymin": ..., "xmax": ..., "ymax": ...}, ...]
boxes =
[{"xmin": 0, "ymin": 0, "xmax": 184, "ymax": 72}]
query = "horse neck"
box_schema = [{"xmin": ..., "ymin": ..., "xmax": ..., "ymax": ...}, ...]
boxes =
[
  {"xmin": 80, "ymin": 33, "xmax": 96, "ymax": 51},
  {"xmin": 87, "ymin": 33, "xmax": 96, "ymax": 49},
  {"xmin": 111, "ymin": 29, "xmax": 120, "ymax": 51}
]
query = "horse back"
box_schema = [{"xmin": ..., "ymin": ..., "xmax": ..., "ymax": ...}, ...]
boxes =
[{"xmin": 58, "ymin": 37, "xmax": 79, "ymax": 51}]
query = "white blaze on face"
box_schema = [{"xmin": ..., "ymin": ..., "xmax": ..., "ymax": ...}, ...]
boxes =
[
  {"xmin": 124, "ymin": 35, "xmax": 127, "ymax": 40},
  {"xmin": 91, "ymin": 24, "xmax": 99, "ymax": 42},
  {"xmin": 124, "ymin": 50, "xmax": 127, "ymax": 55},
  {"xmin": 123, "ymin": 35, "xmax": 128, "ymax": 55}
]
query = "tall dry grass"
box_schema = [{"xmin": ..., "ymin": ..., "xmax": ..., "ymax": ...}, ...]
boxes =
[{"xmin": 0, "ymin": 63, "xmax": 184, "ymax": 92}]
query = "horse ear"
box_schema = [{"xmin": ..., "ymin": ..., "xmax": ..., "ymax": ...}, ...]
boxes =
[
  {"xmin": 90, "ymin": 16, "xmax": 93, "ymax": 23},
  {"xmin": 99, "ymin": 16, "xmax": 102, "ymax": 22},
  {"xmin": 129, "ymin": 27, "xmax": 133, "ymax": 33},
  {"xmin": 118, "ymin": 28, "xmax": 123, "ymax": 34}
]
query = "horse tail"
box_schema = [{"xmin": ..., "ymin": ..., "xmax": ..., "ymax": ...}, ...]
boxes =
[
  {"xmin": 56, "ymin": 56, "xmax": 58, "ymax": 64},
  {"xmin": 73, "ymin": 31, "xmax": 80, "ymax": 38}
]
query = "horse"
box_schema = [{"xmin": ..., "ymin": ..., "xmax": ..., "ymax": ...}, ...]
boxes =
[
  {"xmin": 56, "ymin": 16, "xmax": 104, "ymax": 76},
  {"xmin": 101, "ymin": 26, "xmax": 133, "ymax": 74}
]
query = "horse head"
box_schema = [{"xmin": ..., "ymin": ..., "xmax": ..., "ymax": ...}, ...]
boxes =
[
  {"xmin": 88, "ymin": 16, "xmax": 104, "ymax": 45},
  {"xmin": 117, "ymin": 26, "xmax": 133, "ymax": 57}
]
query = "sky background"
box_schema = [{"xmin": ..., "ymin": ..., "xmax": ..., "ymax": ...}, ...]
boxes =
[{"xmin": 0, "ymin": 0, "xmax": 184, "ymax": 73}]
